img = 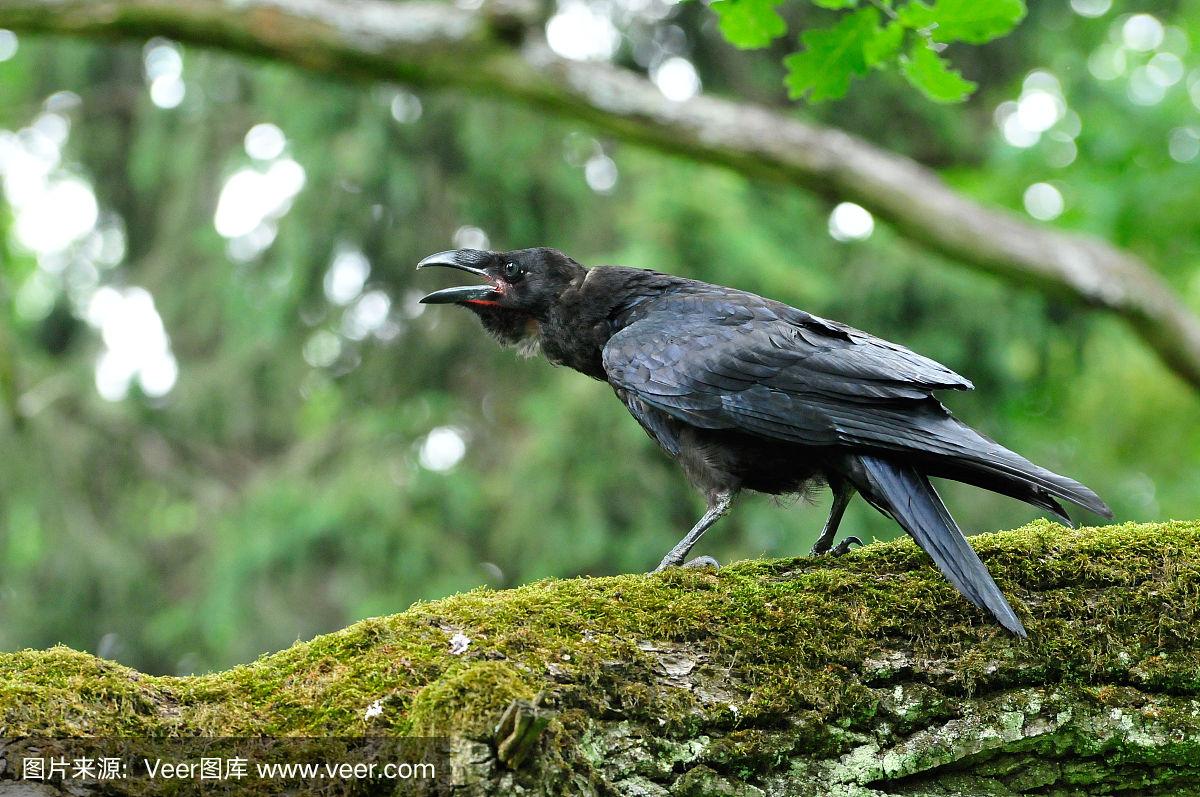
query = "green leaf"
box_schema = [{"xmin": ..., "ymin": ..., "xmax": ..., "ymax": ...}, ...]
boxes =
[
  {"xmin": 711, "ymin": 0, "xmax": 788, "ymax": 49},
  {"xmin": 900, "ymin": 41, "xmax": 976, "ymax": 102},
  {"xmin": 898, "ymin": 0, "xmax": 1026, "ymax": 44},
  {"xmin": 864, "ymin": 21, "xmax": 905, "ymax": 66},
  {"xmin": 784, "ymin": 7, "xmax": 881, "ymax": 102},
  {"xmin": 812, "ymin": 0, "xmax": 859, "ymax": 8}
]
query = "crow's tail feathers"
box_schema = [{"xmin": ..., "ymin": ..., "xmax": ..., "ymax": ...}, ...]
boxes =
[
  {"xmin": 926, "ymin": 419, "xmax": 1113, "ymax": 524},
  {"xmin": 847, "ymin": 454, "xmax": 1027, "ymax": 638}
]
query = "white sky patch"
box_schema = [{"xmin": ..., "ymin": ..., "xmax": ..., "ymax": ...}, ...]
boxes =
[
  {"xmin": 13, "ymin": 177, "xmax": 97, "ymax": 255},
  {"xmin": 452, "ymin": 225, "xmax": 489, "ymax": 250},
  {"xmin": 1, "ymin": 124, "xmax": 110, "ymax": 270},
  {"xmin": 546, "ymin": 0, "xmax": 620, "ymax": 61},
  {"xmin": 0, "ymin": 29, "xmax": 17, "ymax": 62},
  {"xmin": 87, "ymin": 286, "xmax": 179, "ymax": 401},
  {"xmin": 1122, "ymin": 14, "xmax": 1164, "ymax": 52},
  {"xmin": 584, "ymin": 154, "xmax": 618, "ymax": 194},
  {"xmin": 0, "ymin": 101, "xmax": 175, "ymax": 404},
  {"xmin": 652, "ymin": 57, "xmax": 700, "ymax": 102},
  {"xmin": 1, "ymin": 128, "xmax": 59, "ymax": 205},
  {"xmin": 419, "ymin": 427, "xmax": 467, "ymax": 472},
  {"xmin": 213, "ymin": 158, "xmax": 306, "ymax": 240},
  {"xmin": 1023, "ymin": 182, "xmax": 1064, "ymax": 221},
  {"xmin": 828, "ymin": 202, "xmax": 874, "ymax": 242},
  {"xmin": 244, "ymin": 123, "xmax": 286, "ymax": 161},
  {"xmin": 324, "ymin": 248, "xmax": 370, "ymax": 305}
]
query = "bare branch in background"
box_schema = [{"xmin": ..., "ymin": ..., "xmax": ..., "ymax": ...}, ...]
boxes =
[{"xmin": 2, "ymin": 0, "xmax": 1199, "ymax": 388}]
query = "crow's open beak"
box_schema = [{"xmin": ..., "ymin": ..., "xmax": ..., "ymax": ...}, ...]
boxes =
[{"xmin": 417, "ymin": 250, "xmax": 501, "ymax": 305}]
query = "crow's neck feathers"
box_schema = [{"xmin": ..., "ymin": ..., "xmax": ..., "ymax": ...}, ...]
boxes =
[{"xmin": 536, "ymin": 266, "xmax": 686, "ymax": 379}]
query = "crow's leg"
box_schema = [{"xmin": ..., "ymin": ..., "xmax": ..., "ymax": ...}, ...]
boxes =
[
  {"xmin": 653, "ymin": 492, "xmax": 733, "ymax": 573},
  {"xmin": 810, "ymin": 480, "xmax": 858, "ymax": 556}
]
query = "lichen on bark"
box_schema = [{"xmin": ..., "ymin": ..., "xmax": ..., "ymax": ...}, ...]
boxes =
[{"xmin": 3, "ymin": 519, "xmax": 1200, "ymax": 795}]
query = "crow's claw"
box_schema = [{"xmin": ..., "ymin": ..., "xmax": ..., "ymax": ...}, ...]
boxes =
[
  {"xmin": 652, "ymin": 554, "xmax": 720, "ymax": 573},
  {"xmin": 831, "ymin": 536, "xmax": 864, "ymax": 557}
]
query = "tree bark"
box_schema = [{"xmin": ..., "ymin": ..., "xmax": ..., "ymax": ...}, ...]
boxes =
[
  {"xmin": 1, "ymin": 0, "xmax": 1200, "ymax": 391},
  {"xmin": 3, "ymin": 520, "xmax": 1200, "ymax": 795}
]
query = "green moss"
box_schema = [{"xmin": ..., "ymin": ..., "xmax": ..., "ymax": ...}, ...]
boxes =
[
  {"xmin": 2, "ymin": 519, "xmax": 1199, "ymax": 766},
  {"xmin": 408, "ymin": 660, "xmax": 535, "ymax": 738}
]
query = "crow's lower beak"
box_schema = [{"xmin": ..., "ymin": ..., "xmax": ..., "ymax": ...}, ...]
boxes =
[{"xmin": 417, "ymin": 250, "xmax": 501, "ymax": 304}]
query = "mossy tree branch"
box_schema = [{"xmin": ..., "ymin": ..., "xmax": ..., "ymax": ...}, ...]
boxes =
[
  {"xmin": 1, "ymin": 0, "xmax": 1199, "ymax": 390},
  {"xmin": 3, "ymin": 520, "xmax": 1200, "ymax": 795}
]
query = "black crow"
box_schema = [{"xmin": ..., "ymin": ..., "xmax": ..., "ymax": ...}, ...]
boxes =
[{"xmin": 418, "ymin": 247, "xmax": 1112, "ymax": 636}]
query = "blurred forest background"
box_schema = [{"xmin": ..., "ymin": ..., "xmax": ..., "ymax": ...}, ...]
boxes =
[{"xmin": 0, "ymin": 0, "xmax": 1197, "ymax": 675}]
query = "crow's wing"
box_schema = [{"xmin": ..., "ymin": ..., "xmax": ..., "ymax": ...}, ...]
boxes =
[
  {"xmin": 602, "ymin": 295, "xmax": 1110, "ymax": 517},
  {"xmin": 602, "ymin": 296, "xmax": 970, "ymax": 450}
]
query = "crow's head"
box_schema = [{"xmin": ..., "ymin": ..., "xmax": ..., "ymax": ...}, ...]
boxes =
[{"xmin": 417, "ymin": 247, "xmax": 585, "ymax": 345}]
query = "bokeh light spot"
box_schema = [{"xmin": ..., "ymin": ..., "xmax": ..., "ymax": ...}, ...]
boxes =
[
  {"xmin": 0, "ymin": 29, "xmax": 17, "ymax": 62},
  {"xmin": 652, "ymin": 57, "xmax": 700, "ymax": 102},
  {"xmin": 546, "ymin": 1, "xmax": 620, "ymax": 61},
  {"xmin": 1122, "ymin": 14, "xmax": 1164, "ymax": 52},
  {"xmin": 324, "ymin": 248, "xmax": 371, "ymax": 306},
  {"xmin": 1168, "ymin": 127, "xmax": 1200, "ymax": 163},
  {"xmin": 244, "ymin": 123, "xmax": 286, "ymax": 161},
  {"xmin": 214, "ymin": 159, "xmax": 305, "ymax": 240},
  {"xmin": 1023, "ymin": 182, "xmax": 1064, "ymax": 221},
  {"xmin": 86, "ymin": 286, "xmax": 179, "ymax": 401},
  {"xmin": 419, "ymin": 427, "xmax": 467, "ymax": 472},
  {"xmin": 584, "ymin": 154, "xmax": 618, "ymax": 194},
  {"xmin": 1070, "ymin": 0, "xmax": 1111, "ymax": 18},
  {"xmin": 828, "ymin": 202, "xmax": 874, "ymax": 242},
  {"xmin": 453, "ymin": 225, "xmax": 490, "ymax": 251}
]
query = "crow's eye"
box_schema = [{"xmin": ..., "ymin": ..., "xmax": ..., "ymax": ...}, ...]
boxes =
[{"xmin": 503, "ymin": 262, "xmax": 524, "ymax": 281}]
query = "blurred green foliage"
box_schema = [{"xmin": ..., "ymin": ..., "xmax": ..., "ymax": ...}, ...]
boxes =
[{"xmin": 0, "ymin": 1, "xmax": 1197, "ymax": 675}]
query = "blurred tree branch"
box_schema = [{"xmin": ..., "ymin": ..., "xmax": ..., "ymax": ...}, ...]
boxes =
[{"xmin": 2, "ymin": 0, "xmax": 1200, "ymax": 389}]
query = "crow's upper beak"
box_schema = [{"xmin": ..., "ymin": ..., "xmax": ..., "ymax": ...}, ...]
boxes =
[{"xmin": 417, "ymin": 250, "xmax": 501, "ymax": 304}]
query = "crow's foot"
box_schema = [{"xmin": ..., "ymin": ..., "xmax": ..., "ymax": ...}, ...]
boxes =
[
  {"xmin": 652, "ymin": 554, "xmax": 719, "ymax": 573},
  {"xmin": 830, "ymin": 536, "xmax": 863, "ymax": 557},
  {"xmin": 811, "ymin": 535, "xmax": 863, "ymax": 557}
]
